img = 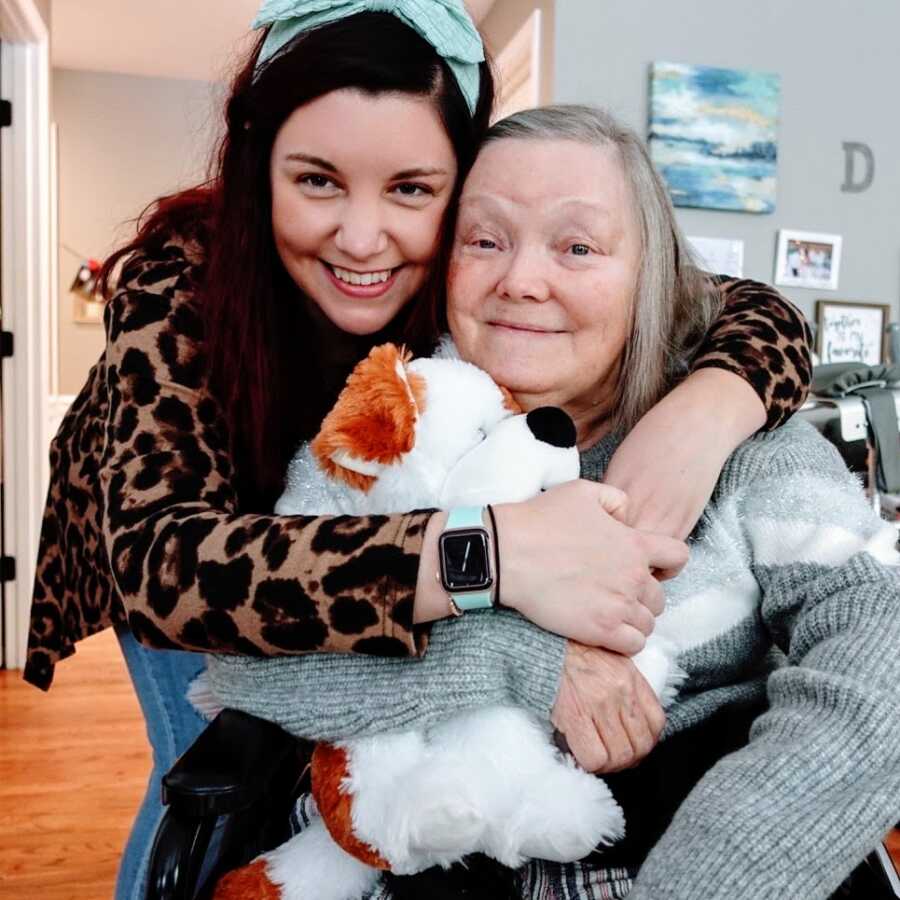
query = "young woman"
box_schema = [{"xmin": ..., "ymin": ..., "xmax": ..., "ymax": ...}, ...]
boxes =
[{"xmin": 25, "ymin": 2, "xmax": 812, "ymax": 898}]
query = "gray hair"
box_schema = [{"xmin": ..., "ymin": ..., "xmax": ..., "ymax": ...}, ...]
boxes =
[{"xmin": 483, "ymin": 105, "xmax": 722, "ymax": 433}]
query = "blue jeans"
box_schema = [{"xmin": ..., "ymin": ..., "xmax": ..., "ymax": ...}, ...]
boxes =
[{"xmin": 114, "ymin": 625, "xmax": 209, "ymax": 900}]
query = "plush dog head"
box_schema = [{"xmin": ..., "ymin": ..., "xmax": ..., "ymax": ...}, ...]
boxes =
[
  {"xmin": 311, "ymin": 344, "xmax": 429, "ymax": 493},
  {"xmin": 310, "ymin": 342, "xmax": 579, "ymax": 510}
]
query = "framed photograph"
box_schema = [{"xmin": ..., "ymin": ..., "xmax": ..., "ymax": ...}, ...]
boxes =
[
  {"xmin": 774, "ymin": 229, "xmax": 842, "ymax": 291},
  {"xmin": 816, "ymin": 300, "xmax": 890, "ymax": 365}
]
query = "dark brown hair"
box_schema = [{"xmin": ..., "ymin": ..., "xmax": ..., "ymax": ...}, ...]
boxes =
[{"xmin": 99, "ymin": 12, "xmax": 495, "ymax": 504}]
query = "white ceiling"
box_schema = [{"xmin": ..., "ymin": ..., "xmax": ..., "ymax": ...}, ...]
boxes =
[
  {"xmin": 51, "ymin": 0, "xmax": 260, "ymax": 82},
  {"xmin": 50, "ymin": 0, "xmax": 497, "ymax": 83}
]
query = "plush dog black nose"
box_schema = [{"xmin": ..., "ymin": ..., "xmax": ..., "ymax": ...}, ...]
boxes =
[{"xmin": 525, "ymin": 407, "xmax": 577, "ymax": 448}]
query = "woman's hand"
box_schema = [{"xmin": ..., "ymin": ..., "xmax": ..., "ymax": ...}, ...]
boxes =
[
  {"xmin": 492, "ymin": 481, "xmax": 688, "ymax": 654},
  {"xmin": 604, "ymin": 367, "xmax": 766, "ymax": 540},
  {"xmin": 551, "ymin": 641, "xmax": 665, "ymax": 773}
]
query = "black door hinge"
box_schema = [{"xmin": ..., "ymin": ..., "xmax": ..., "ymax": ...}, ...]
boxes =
[
  {"xmin": 0, "ymin": 557, "xmax": 15, "ymax": 583},
  {"xmin": 0, "ymin": 100, "xmax": 10, "ymax": 128},
  {"xmin": 1, "ymin": 332, "xmax": 12, "ymax": 358}
]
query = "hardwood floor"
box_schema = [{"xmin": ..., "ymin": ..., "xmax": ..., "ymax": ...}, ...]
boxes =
[
  {"xmin": 0, "ymin": 629, "xmax": 149, "ymax": 900},
  {"xmin": 2, "ymin": 629, "xmax": 899, "ymax": 898}
]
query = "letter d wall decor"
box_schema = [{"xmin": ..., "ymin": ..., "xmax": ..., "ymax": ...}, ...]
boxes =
[{"xmin": 841, "ymin": 141, "xmax": 875, "ymax": 193}]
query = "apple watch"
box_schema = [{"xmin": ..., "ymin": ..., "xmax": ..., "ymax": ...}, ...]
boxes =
[{"xmin": 438, "ymin": 506, "xmax": 495, "ymax": 614}]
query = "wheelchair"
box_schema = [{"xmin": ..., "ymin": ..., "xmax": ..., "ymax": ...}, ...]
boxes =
[
  {"xmin": 145, "ymin": 709, "xmax": 518, "ymax": 900},
  {"xmin": 148, "ymin": 374, "xmax": 900, "ymax": 900},
  {"xmin": 146, "ymin": 707, "xmax": 899, "ymax": 900},
  {"xmin": 146, "ymin": 709, "xmax": 309, "ymax": 900}
]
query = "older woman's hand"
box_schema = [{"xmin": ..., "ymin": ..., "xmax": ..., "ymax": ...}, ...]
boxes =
[
  {"xmin": 550, "ymin": 641, "xmax": 665, "ymax": 773},
  {"xmin": 494, "ymin": 481, "xmax": 688, "ymax": 654}
]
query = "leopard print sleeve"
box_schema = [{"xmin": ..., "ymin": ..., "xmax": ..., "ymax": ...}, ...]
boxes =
[
  {"xmin": 691, "ymin": 277, "xmax": 813, "ymax": 430},
  {"xmin": 100, "ymin": 240, "xmax": 432, "ymax": 658}
]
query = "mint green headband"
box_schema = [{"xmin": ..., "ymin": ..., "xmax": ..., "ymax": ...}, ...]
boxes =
[{"xmin": 251, "ymin": 0, "xmax": 485, "ymax": 115}]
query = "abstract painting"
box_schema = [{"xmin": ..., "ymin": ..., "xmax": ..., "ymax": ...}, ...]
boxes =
[{"xmin": 649, "ymin": 62, "xmax": 780, "ymax": 213}]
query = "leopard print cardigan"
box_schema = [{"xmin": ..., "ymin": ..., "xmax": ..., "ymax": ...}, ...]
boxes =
[{"xmin": 24, "ymin": 237, "xmax": 812, "ymax": 690}]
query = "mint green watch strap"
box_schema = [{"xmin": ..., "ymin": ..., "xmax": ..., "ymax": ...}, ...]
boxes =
[
  {"xmin": 445, "ymin": 506, "xmax": 494, "ymax": 611},
  {"xmin": 446, "ymin": 506, "xmax": 484, "ymax": 529}
]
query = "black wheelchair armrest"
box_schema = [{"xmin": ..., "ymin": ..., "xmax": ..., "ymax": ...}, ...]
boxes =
[
  {"xmin": 162, "ymin": 709, "xmax": 303, "ymax": 818},
  {"xmin": 147, "ymin": 710, "xmax": 312, "ymax": 900}
]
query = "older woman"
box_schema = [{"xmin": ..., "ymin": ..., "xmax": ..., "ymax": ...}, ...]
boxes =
[{"xmin": 207, "ymin": 106, "xmax": 900, "ymax": 899}]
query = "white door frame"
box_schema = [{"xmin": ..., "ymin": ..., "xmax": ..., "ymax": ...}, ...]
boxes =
[
  {"xmin": 493, "ymin": 9, "xmax": 544, "ymax": 122},
  {"xmin": 1, "ymin": 0, "xmax": 50, "ymax": 669}
]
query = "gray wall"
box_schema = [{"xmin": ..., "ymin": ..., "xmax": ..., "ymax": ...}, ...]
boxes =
[
  {"xmin": 53, "ymin": 68, "xmax": 223, "ymax": 393},
  {"xmin": 553, "ymin": 0, "xmax": 899, "ymax": 335}
]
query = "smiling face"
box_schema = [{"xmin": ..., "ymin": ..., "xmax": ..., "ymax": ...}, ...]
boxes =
[
  {"xmin": 447, "ymin": 137, "xmax": 642, "ymax": 443},
  {"xmin": 270, "ymin": 88, "xmax": 458, "ymax": 335}
]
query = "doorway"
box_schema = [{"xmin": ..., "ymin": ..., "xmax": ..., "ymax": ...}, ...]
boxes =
[
  {"xmin": 0, "ymin": 37, "xmax": 5, "ymax": 667},
  {"xmin": 493, "ymin": 8, "xmax": 544, "ymax": 122},
  {"xmin": 0, "ymin": 2, "xmax": 51, "ymax": 671}
]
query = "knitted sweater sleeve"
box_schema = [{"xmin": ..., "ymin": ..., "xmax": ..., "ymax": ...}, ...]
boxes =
[
  {"xmin": 630, "ymin": 421, "xmax": 900, "ymax": 900},
  {"xmin": 100, "ymin": 240, "xmax": 432, "ymax": 658},
  {"xmin": 204, "ymin": 610, "xmax": 567, "ymax": 741}
]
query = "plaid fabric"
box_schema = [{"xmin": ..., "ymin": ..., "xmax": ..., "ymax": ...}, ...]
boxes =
[
  {"xmin": 287, "ymin": 792, "xmax": 319, "ymax": 836},
  {"xmin": 286, "ymin": 794, "xmax": 635, "ymax": 899},
  {"xmin": 518, "ymin": 860, "xmax": 634, "ymax": 900}
]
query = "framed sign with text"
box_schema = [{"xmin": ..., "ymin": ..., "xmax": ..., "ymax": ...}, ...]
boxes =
[{"xmin": 816, "ymin": 300, "xmax": 890, "ymax": 366}]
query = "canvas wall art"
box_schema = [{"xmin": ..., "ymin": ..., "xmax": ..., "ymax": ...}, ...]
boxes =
[{"xmin": 649, "ymin": 61, "xmax": 780, "ymax": 213}]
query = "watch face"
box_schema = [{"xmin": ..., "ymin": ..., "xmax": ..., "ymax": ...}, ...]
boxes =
[{"xmin": 439, "ymin": 529, "xmax": 492, "ymax": 592}]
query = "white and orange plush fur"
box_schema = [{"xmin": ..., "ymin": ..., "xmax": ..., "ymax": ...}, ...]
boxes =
[{"xmin": 213, "ymin": 340, "xmax": 683, "ymax": 900}]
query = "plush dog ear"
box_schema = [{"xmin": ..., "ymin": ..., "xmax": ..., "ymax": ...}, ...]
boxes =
[
  {"xmin": 498, "ymin": 385, "xmax": 523, "ymax": 414},
  {"xmin": 312, "ymin": 343, "xmax": 426, "ymax": 491}
]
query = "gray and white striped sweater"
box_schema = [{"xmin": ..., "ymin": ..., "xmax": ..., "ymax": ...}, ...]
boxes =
[{"xmin": 206, "ymin": 419, "xmax": 900, "ymax": 899}]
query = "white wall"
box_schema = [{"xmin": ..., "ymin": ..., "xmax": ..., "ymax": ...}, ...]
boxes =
[
  {"xmin": 554, "ymin": 0, "xmax": 899, "ymax": 329},
  {"xmin": 53, "ymin": 68, "xmax": 223, "ymax": 393}
]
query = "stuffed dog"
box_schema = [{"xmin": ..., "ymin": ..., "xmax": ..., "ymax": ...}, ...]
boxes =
[{"xmin": 213, "ymin": 340, "xmax": 682, "ymax": 900}]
